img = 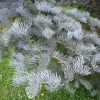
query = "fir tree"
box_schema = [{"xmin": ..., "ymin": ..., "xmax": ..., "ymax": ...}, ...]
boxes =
[{"xmin": 0, "ymin": 0, "xmax": 100, "ymax": 99}]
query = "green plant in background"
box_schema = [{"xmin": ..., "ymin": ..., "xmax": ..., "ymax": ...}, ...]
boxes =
[
  {"xmin": 61, "ymin": 0, "xmax": 100, "ymax": 18},
  {"xmin": 0, "ymin": 0, "xmax": 100, "ymax": 99}
]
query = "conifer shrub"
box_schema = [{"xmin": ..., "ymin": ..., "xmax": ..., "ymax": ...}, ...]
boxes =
[
  {"xmin": 0, "ymin": 0, "xmax": 100, "ymax": 99},
  {"xmin": 62, "ymin": 0, "xmax": 100, "ymax": 18}
]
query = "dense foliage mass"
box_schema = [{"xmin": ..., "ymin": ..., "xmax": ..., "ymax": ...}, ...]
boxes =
[
  {"xmin": 0, "ymin": 0, "xmax": 100, "ymax": 99},
  {"xmin": 58, "ymin": 0, "xmax": 100, "ymax": 18}
]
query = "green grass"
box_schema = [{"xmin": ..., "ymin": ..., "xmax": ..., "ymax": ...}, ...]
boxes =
[
  {"xmin": 0, "ymin": 47, "xmax": 28, "ymax": 100},
  {"xmin": 0, "ymin": 47, "xmax": 99, "ymax": 100}
]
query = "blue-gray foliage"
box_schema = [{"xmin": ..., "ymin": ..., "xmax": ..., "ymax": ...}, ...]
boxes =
[{"xmin": 0, "ymin": 0, "xmax": 100, "ymax": 99}]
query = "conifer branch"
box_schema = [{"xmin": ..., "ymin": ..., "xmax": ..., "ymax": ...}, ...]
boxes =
[
  {"xmin": 0, "ymin": 0, "xmax": 100, "ymax": 99},
  {"xmin": 56, "ymin": 38, "xmax": 80, "ymax": 56}
]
